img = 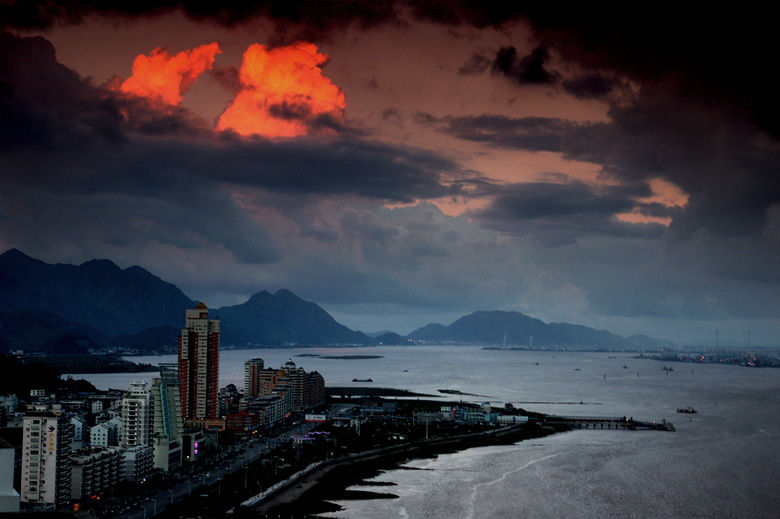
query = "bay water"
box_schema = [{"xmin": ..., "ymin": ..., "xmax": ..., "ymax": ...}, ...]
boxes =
[{"xmin": 72, "ymin": 346, "xmax": 780, "ymax": 518}]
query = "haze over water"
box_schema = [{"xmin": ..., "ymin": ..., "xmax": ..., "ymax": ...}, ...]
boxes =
[{"xmin": 75, "ymin": 346, "xmax": 780, "ymax": 518}]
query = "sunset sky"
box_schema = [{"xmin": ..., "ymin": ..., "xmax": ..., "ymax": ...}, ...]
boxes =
[{"xmin": 2, "ymin": 3, "xmax": 778, "ymax": 344}]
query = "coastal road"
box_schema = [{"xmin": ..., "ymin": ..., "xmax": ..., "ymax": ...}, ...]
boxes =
[{"xmin": 117, "ymin": 422, "xmax": 314, "ymax": 519}]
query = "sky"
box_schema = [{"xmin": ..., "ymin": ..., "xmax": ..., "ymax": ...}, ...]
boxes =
[{"xmin": 1, "ymin": 3, "xmax": 779, "ymax": 345}]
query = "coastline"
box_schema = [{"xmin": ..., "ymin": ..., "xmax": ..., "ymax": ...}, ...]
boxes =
[{"xmin": 251, "ymin": 423, "xmax": 561, "ymax": 517}]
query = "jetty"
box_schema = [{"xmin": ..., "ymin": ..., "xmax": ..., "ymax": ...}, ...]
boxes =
[{"xmin": 543, "ymin": 415, "xmax": 675, "ymax": 431}]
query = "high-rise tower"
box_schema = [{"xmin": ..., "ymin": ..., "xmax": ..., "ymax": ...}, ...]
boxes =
[
  {"xmin": 244, "ymin": 358, "xmax": 265, "ymax": 397},
  {"xmin": 21, "ymin": 411, "xmax": 73, "ymax": 507},
  {"xmin": 178, "ymin": 302, "xmax": 220, "ymax": 420}
]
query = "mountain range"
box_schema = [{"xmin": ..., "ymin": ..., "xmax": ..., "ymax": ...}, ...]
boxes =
[{"xmin": 0, "ymin": 249, "xmax": 671, "ymax": 353}]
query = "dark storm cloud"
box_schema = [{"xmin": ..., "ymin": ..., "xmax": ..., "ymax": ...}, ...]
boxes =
[
  {"xmin": 562, "ymin": 73, "xmax": 618, "ymax": 100},
  {"xmin": 2, "ymin": 2, "xmax": 773, "ymax": 137},
  {"xmin": 521, "ymin": 11, "xmax": 779, "ymax": 137},
  {"xmin": 471, "ymin": 181, "xmax": 666, "ymax": 245},
  {"xmin": 0, "ymin": 31, "xmax": 216, "ymax": 153},
  {"xmin": 0, "ymin": 32, "xmax": 123, "ymax": 150},
  {"xmin": 458, "ymin": 53, "xmax": 491, "ymax": 75},
  {"xmin": 209, "ymin": 64, "xmax": 241, "ymax": 95},
  {"xmin": 417, "ymin": 112, "xmax": 605, "ymax": 155},
  {"xmin": 491, "ymin": 46, "xmax": 556, "ymax": 85},
  {"xmin": 599, "ymin": 90, "xmax": 780, "ymax": 241},
  {"xmin": 0, "ymin": 31, "xmax": 464, "ymax": 271},
  {"xmin": 0, "ymin": 1, "xmax": 526, "ymax": 33},
  {"xmin": 0, "ymin": 0, "xmax": 399, "ymax": 44},
  {"xmin": 0, "ymin": 31, "xmax": 458, "ymax": 201}
]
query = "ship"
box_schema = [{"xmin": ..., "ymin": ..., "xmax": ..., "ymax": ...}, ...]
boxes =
[
  {"xmin": 677, "ymin": 406, "xmax": 697, "ymax": 413},
  {"xmin": 352, "ymin": 378, "xmax": 373, "ymax": 382}
]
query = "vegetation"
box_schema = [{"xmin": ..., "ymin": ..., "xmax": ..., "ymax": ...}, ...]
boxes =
[
  {"xmin": 21, "ymin": 353, "xmax": 159, "ymax": 374},
  {"xmin": 0, "ymin": 354, "xmax": 97, "ymax": 394}
]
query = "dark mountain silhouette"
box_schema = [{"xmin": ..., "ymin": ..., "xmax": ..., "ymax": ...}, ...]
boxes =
[
  {"xmin": 0, "ymin": 248, "xmax": 195, "ymax": 335},
  {"xmin": 108, "ymin": 326, "xmax": 181, "ymax": 353},
  {"xmin": 0, "ymin": 249, "xmax": 670, "ymax": 353},
  {"xmin": 216, "ymin": 289, "xmax": 373, "ymax": 346},
  {"xmin": 406, "ymin": 310, "xmax": 672, "ymax": 350},
  {"xmin": 0, "ymin": 249, "xmax": 373, "ymax": 352},
  {"xmin": 0, "ymin": 306, "xmax": 108, "ymax": 353}
]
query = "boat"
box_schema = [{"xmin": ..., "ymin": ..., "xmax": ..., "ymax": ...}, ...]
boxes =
[
  {"xmin": 352, "ymin": 378, "xmax": 373, "ymax": 382},
  {"xmin": 677, "ymin": 406, "xmax": 697, "ymax": 413}
]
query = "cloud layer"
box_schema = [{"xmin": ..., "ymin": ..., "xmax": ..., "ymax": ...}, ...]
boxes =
[{"xmin": 2, "ymin": 5, "xmax": 779, "ymax": 343}]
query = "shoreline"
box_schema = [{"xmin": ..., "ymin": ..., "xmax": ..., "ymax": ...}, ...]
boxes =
[{"xmin": 251, "ymin": 423, "xmax": 561, "ymax": 517}]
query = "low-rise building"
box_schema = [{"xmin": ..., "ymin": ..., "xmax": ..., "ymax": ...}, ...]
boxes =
[
  {"xmin": 70, "ymin": 447, "xmax": 123, "ymax": 501},
  {"xmin": 70, "ymin": 416, "xmax": 88, "ymax": 450},
  {"xmin": 225, "ymin": 410, "xmax": 261, "ymax": 434},
  {"xmin": 0, "ymin": 437, "xmax": 20, "ymax": 512},
  {"xmin": 90, "ymin": 421, "xmax": 119, "ymax": 448},
  {"xmin": 121, "ymin": 445, "xmax": 153, "ymax": 483}
]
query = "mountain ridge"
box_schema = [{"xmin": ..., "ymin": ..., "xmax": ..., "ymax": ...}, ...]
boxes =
[{"xmin": 0, "ymin": 249, "xmax": 671, "ymax": 353}]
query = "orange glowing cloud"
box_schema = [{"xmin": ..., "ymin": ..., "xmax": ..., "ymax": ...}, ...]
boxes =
[
  {"xmin": 217, "ymin": 42, "xmax": 346, "ymax": 138},
  {"xmin": 120, "ymin": 42, "xmax": 220, "ymax": 105},
  {"xmin": 616, "ymin": 178, "xmax": 689, "ymax": 226}
]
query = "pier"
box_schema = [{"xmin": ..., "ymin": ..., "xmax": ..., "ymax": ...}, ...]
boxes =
[{"xmin": 543, "ymin": 415, "xmax": 675, "ymax": 431}]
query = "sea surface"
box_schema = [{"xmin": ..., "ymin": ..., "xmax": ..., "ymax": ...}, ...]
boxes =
[{"xmin": 71, "ymin": 346, "xmax": 780, "ymax": 518}]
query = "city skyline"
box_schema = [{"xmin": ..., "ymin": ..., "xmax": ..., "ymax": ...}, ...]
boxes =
[{"xmin": 1, "ymin": 5, "xmax": 779, "ymax": 344}]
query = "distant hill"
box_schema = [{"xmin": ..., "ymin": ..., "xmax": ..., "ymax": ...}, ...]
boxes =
[
  {"xmin": 216, "ymin": 289, "xmax": 374, "ymax": 346},
  {"xmin": 406, "ymin": 310, "xmax": 672, "ymax": 350}
]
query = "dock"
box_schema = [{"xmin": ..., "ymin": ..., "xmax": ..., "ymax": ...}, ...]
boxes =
[{"xmin": 543, "ymin": 415, "xmax": 675, "ymax": 431}]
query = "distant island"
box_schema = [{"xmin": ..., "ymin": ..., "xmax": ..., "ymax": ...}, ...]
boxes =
[{"xmin": 321, "ymin": 355, "xmax": 383, "ymax": 360}]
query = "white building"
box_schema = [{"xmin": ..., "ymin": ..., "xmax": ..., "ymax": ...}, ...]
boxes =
[
  {"xmin": 21, "ymin": 411, "xmax": 73, "ymax": 508},
  {"xmin": 497, "ymin": 415, "xmax": 529, "ymax": 424},
  {"xmin": 70, "ymin": 416, "xmax": 89, "ymax": 450},
  {"xmin": 122, "ymin": 382, "xmax": 151, "ymax": 448},
  {"xmin": 90, "ymin": 421, "xmax": 119, "ymax": 447},
  {"xmin": 0, "ymin": 394, "xmax": 18, "ymax": 413},
  {"xmin": 0, "ymin": 437, "xmax": 20, "ymax": 512},
  {"xmin": 151, "ymin": 368, "xmax": 184, "ymax": 473}
]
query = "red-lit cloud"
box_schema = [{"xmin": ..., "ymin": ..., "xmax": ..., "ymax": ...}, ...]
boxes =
[
  {"xmin": 120, "ymin": 42, "xmax": 220, "ymax": 105},
  {"xmin": 217, "ymin": 42, "xmax": 346, "ymax": 138}
]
